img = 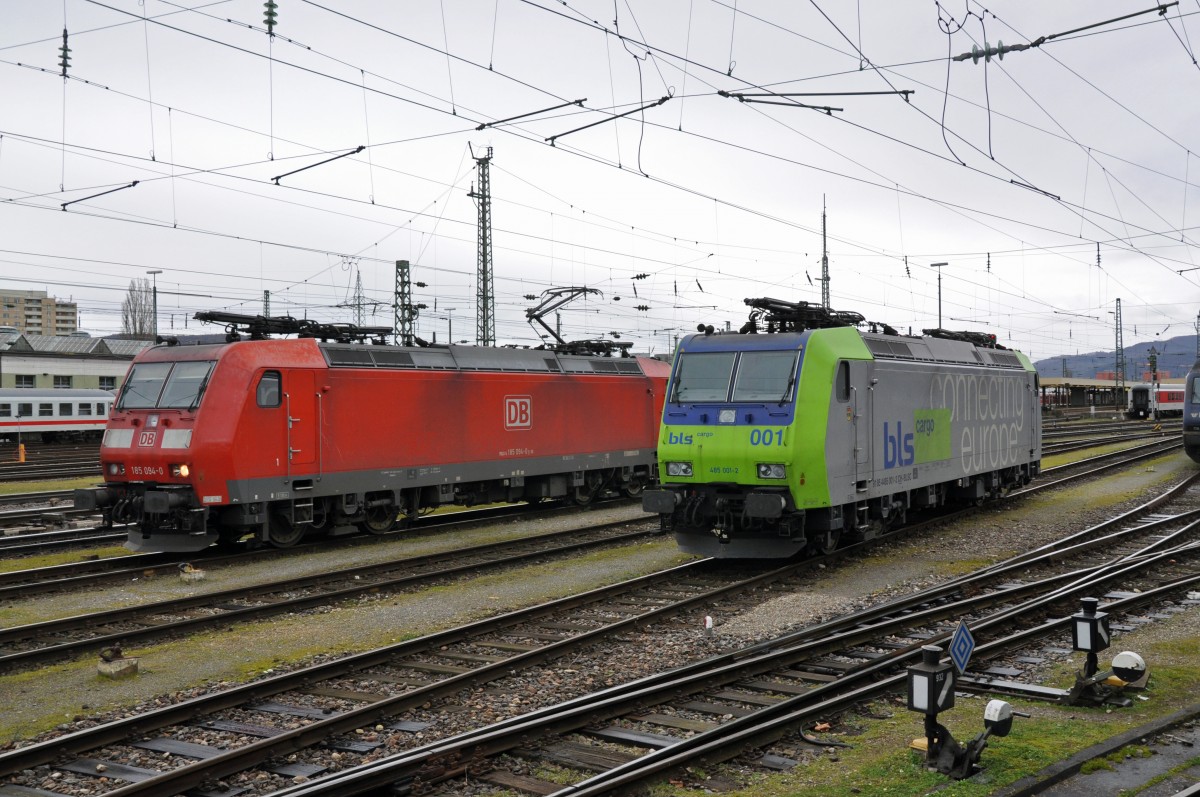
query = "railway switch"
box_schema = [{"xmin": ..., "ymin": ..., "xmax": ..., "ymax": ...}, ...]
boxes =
[
  {"xmin": 1065, "ymin": 597, "xmax": 1148, "ymax": 706},
  {"xmin": 907, "ymin": 647, "xmax": 1028, "ymax": 779}
]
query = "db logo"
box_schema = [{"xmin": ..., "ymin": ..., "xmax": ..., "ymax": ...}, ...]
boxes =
[
  {"xmin": 138, "ymin": 431, "xmax": 157, "ymax": 447},
  {"xmin": 504, "ymin": 396, "xmax": 532, "ymax": 430}
]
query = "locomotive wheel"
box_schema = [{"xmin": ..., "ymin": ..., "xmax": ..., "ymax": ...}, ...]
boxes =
[
  {"xmin": 358, "ymin": 505, "xmax": 398, "ymax": 535},
  {"xmin": 810, "ymin": 529, "xmax": 840, "ymax": 556},
  {"xmin": 621, "ymin": 479, "xmax": 646, "ymax": 498},
  {"xmin": 268, "ymin": 513, "xmax": 306, "ymax": 547}
]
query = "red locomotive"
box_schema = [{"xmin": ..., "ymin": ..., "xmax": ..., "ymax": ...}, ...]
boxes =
[{"xmin": 75, "ymin": 313, "xmax": 669, "ymax": 553}]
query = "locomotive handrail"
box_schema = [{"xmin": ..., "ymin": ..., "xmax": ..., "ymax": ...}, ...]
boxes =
[{"xmin": 284, "ymin": 391, "xmax": 294, "ymax": 485}]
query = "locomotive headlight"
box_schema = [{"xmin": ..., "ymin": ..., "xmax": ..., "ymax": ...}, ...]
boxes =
[
  {"xmin": 757, "ymin": 463, "xmax": 787, "ymax": 479},
  {"xmin": 718, "ymin": 408, "xmax": 736, "ymax": 424},
  {"xmin": 666, "ymin": 461, "xmax": 694, "ymax": 477},
  {"xmin": 170, "ymin": 463, "xmax": 191, "ymax": 478},
  {"xmin": 107, "ymin": 463, "xmax": 126, "ymax": 476}
]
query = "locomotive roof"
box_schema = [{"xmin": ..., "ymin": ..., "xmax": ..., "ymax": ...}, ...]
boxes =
[
  {"xmin": 678, "ymin": 328, "xmax": 1029, "ymax": 369},
  {"xmin": 320, "ymin": 341, "xmax": 651, "ymax": 375},
  {"xmin": 860, "ymin": 332, "xmax": 1028, "ymax": 369}
]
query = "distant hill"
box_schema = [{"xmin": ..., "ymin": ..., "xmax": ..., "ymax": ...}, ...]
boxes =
[{"xmin": 1033, "ymin": 334, "xmax": 1198, "ymax": 381}]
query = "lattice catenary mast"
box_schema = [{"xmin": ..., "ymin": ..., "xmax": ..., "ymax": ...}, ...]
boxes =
[
  {"xmin": 395, "ymin": 259, "xmax": 414, "ymax": 346},
  {"xmin": 469, "ymin": 146, "xmax": 496, "ymax": 346},
  {"xmin": 820, "ymin": 196, "xmax": 830, "ymax": 310},
  {"xmin": 1114, "ymin": 297, "xmax": 1125, "ymax": 401}
]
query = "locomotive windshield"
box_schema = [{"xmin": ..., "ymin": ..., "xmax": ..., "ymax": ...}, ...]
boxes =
[
  {"xmin": 732, "ymin": 351, "xmax": 800, "ymax": 401},
  {"xmin": 672, "ymin": 352, "xmax": 735, "ymax": 402},
  {"xmin": 119, "ymin": 361, "xmax": 215, "ymax": 410},
  {"xmin": 671, "ymin": 350, "xmax": 799, "ymax": 403}
]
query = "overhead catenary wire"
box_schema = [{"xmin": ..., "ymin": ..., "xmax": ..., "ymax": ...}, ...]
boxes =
[{"xmin": 4, "ymin": 2, "xmax": 1195, "ymax": 352}]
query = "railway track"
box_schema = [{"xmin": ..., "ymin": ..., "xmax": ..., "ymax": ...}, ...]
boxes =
[
  {"xmin": 2, "ymin": 474, "xmax": 1197, "ymax": 797},
  {"xmin": 0, "ymin": 517, "xmax": 663, "ymax": 672},
  {"xmin": 0, "ymin": 436, "xmax": 1180, "ymax": 652},
  {"xmin": 0, "ymin": 448, "xmax": 100, "ymax": 482}
]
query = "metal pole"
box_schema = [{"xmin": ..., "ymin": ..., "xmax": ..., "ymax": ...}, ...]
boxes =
[
  {"xmin": 147, "ymin": 269, "xmax": 163, "ymax": 342},
  {"xmin": 930, "ymin": 263, "xmax": 947, "ymax": 330}
]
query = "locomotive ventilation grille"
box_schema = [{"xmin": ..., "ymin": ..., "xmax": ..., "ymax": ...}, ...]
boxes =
[{"xmin": 320, "ymin": 344, "xmax": 646, "ymax": 375}]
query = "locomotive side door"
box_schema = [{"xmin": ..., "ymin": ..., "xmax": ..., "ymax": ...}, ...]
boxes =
[
  {"xmin": 848, "ymin": 360, "xmax": 872, "ymax": 488},
  {"xmin": 284, "ymin": 369, "xmax": 317, "ymax": 470}
]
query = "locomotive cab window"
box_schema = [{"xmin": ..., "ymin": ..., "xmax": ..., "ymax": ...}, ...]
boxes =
[
  {"xmin": 731, "ymin": 351, "xmax": 800, "ymax": 402},
  {"xmin": 257, "ymin": 371, "xmax": 282, "ymax": 408},
  {"xmin": 160, "ymin": 361, "xmax": 215, "ymax": 409},
  {"xmin": 672, "ymin": 352, "xmax": 735, "ymax": 402},
  {"xmin": 120, "ymin": 361, "xmax": 215, "ymax": 410},
  {"xmin": 835, "ymin": 361, "xmax": 850, "ymax": 402}
]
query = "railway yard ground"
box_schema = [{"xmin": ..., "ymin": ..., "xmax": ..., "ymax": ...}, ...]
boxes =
[{"xmin": 1, "ymin": 446, "xmax": 1199, "ymax": 795}]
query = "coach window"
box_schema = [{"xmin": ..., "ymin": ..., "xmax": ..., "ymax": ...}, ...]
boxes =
[
  {"xmin": 0, "ymin": 404, "xmax": 9, "ymax": 417},
  {"xmin": 79, "ymin": 403, "xmax": 93, "ymax": 416},
  {"xmin": 17, "ymin": 403, "xmax": 32, "ymax": 418},
  {"xmin": 59, "ymin": 403, "xmax": 73, "ymax": 416},
  {"xmin": 835, "ymin": 361, "xmax": 850, "ymax": 402},
  {"xmin": 38, "ymin": 403, "xmax": 52, "ymax": 417},
  {"xmin": 257, "ymin": 371, "xmax": 282, "ymax": 408},
  {"xmin": 97, "ymin": 402, "xmax": 108, "ymax": 417}
]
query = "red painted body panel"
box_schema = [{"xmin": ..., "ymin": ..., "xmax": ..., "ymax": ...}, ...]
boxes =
[
  {"xmin": 90, "ymin": 338, "xmax": 669, "ymax": 550},
  {"xmin": 102, "ymin": 340, "xmax": 668, "ymax": 488}
]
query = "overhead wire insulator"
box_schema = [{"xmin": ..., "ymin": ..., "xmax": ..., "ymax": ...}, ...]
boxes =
[
  {"xmin": 58, "ymin": 28, "xmax": 71, "ymax": 77},
  {"xmin": 263, "ymin": 0, "xmax": 278, "ymax": 35}
]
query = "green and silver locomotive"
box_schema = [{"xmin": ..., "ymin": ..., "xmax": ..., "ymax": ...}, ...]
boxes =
[{"xmin": 643, "ymin": 299, "xmax": 1042, "ymax": 558}]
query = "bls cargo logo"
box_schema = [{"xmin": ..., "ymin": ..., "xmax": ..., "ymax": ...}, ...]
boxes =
[
  {"xmin": 883, "ymin": 409, "xmax": 951, "ymax": 469},
  {"xmin": 504, "ymin": 395, "xmax": 532, "ymax": 430},
  {"xmin": 882, "ymin": 421, "xmax": 915, "ymax": 468}
]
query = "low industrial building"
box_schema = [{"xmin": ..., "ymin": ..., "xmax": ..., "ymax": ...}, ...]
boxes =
[{"xmin": 0, "ymin": 329, "xmax": 150, "ymax": 391}]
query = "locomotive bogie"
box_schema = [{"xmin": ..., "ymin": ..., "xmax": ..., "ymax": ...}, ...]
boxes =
[
  {"xmin": 76, "ymin": 339, "xmax": 669, "ymax": 552},
  {"xmin": 645, "ymin": 326, "xmax": 1042, "ymax": 558}
]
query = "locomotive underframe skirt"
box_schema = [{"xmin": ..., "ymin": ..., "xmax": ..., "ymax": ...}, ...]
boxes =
[{"xmin": 661, "ymin": 462, "xmax": 1037, "ymax": 558}]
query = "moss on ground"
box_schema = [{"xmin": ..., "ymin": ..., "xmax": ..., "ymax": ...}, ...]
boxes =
[{"xmin": 0, "ymin": 476, "xmax": 98, "ymax": 494}]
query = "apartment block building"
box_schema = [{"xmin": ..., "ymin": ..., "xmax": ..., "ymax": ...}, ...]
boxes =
[{"xmin": 0, "ymin": 289, "xmax": 78, "ymax": 336}]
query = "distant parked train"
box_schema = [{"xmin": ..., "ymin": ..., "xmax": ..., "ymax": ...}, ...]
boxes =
[
  {"xmin": 0, "ymin": 388, "xmax": 115, "ymax": 442},
  {"xmin": 642, "ymin": 299, "xmax": 1042, "ymax": 558},
  {"xmin": 74, "ymin": 313, "xmax": 669, "ymax": 553},
  {"xmin": 1126, "ymin": 383, "xmax": 1185, "ymax": 419},
  {"xmin": 1184, "ymin": 360, "xmax": 1200, "ymax": 464}
]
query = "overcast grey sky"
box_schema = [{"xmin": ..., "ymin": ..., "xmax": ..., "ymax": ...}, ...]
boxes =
[{"xmin": 1, "ymin": 0, "xmax": 1198, "ymax": 360}]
